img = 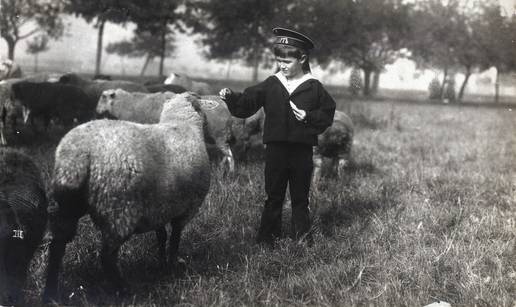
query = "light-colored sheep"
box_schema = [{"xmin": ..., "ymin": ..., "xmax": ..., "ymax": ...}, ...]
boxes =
[
  {"xmin": 43, "ymin": 93, "xmax": 211, "ymax": 303},
  {"xmin": 164, "ymin": 72, "xmax": 214, "ymax": 95},
  {"xmin": 97, "ymin": 89, "xmax": 235, "ymax": 173},
  {"xmin": 313, "ymin": 110, "xmax": 354, "ymax": 183},
  {"xmin": 0, "ymin": 148, "xmax": 48, "ymax": 306}
]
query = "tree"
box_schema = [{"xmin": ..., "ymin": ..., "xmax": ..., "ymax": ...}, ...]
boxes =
[
  {"xmin": 26, "ymin": 34, "xmax": 49, "ymax": 72},
  {"xmin": 64, "ymin": 0, "xmax": 132, "ymax": 75},
  {"xmin": 106, "ymin": 29, "xmax": 175, "ymax": 76},
  {"xmin": 0, "ymin": 0, "xmax": 65, "ymax": 60},
  {"xmin": 186, "ymin": 0, "xmax": 287, "ymax": 81},
  {"xmin": 285, "ymin": 0, "xmax": 412, "ymax": 96},
  {"xmin": 473, "ymin": 1, "xmax": 513, "ymax": 103},
  {"xmin": 128, "ymin": 0, "xmax": 182, "ymax": 77}
]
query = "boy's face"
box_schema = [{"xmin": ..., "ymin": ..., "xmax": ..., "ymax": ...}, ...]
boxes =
[{"xmin": 275, "ymin": 55, "xmax": 306, "ymax": 79}]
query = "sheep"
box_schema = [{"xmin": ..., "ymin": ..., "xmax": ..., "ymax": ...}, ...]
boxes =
[
  {"xmin": 230, "ymin": 107, "xmax": 265, "ymax": 161},
  {"xmin": 43, "ymin": 93, "xmax": 211, "ymax": 303},
  {"xmin": 145, "ymin": 83, "xmax": 187, "ymax": 94},
  {"xmin": 0, "ymin": 148, "xmax": 48, "ymax": 306},
  {"xmin": 0, "ymin": 59, "xmax": 23, "ymax": 80},
  {"xmin": 0, "ymin": 79, "xmax": 23, "ymax": 145},
  {"xmin": 58, "ymin": 72, "xmax": 148, "ymax": 109},
  {"xmin": 313, "ymin": 110, "xmax": 354, "ymax": 183},
  {"xmin": 97, "ymin": 89, "xmax": 235, "ymax": 173},
  {"xmin": 164, "ymin": 72, "xmax": 214, "ymax": 95},
  {"xmin": 10, "ymin": 81, "xmax": 95, "ymax": 130}
]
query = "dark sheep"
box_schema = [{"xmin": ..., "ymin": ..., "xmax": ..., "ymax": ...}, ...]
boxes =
[
  {"xmin": 145, "ymin": 83, "xmax": 187, "ymax": 94},
  {"xmin": 0, "ymin": 148, "xmax": 48, "ymax": 306},
  {"xmin": 10, "ymin": 81, "xmax": 95, "ymax": 129},
  {"xmin": 43, "ymin": 93, "xmax": 211, "ymax": 303},
  {"xmin": 58, "ymin": 73, "xmax": 148, "ymax": 109},
  {"xmin": 313, "ymin": 110, "xmax": 354, "ymax": 183}
]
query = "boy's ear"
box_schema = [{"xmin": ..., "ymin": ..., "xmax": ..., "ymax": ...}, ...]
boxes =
[{"xmin": 300, "ymin": 54, "xmax": 308, "ymax": 64}]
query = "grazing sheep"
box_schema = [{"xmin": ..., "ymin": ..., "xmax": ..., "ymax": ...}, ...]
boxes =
[
  {"xmin": 11, "ymin": 81, "xmax": 95, "ymax": 130},
  {"xmin": 164, "ymin": 72, "xmax": 214, "ymax": 95},
  {"xmin": 43, "ymin": 93, "xmax": 211, "ymax": 303},
  {"xmin": 0, "ymin": 79, "xmax": 23, "ymax": 145},
  {"xmin": 313, "ymin": 110, "xmax": 354, "ymax": 183},
  {"xmin": 96, "ymin": 89, "xmax": 176, "ymax": 123},
  {"xmin": 97, "ymin": 89, "xmax": 235, "ymax": 173},
  {"xmin": 146, "ymin": 83, "xmax": 187, "ymax": 94},
  {"xmin": 58, "ymin": 73, "xmax": 148, "ymax": 109},
  {"xmin": 0, "ymin": 148, "xmax": 48, "ymax": 306},
  {"xmin": 230, "ymin": 107, "xmax": 265, "ymax": 161},
  {"xmin": 0, "ymin": 59, "xmax": 23, "ymax": 80}
]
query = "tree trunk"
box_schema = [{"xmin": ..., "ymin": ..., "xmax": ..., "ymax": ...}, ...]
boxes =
[
  {"xmin": 95, "ymin": 19, "xmax": 106, "ymax": 76},
  {"xmin": 34, "ymin": 54, "xmax": 39, "ymax": 73},
  {"xmin": 226, "ymin": 59, "xmax": 233, "ymax": 80},
  {"xmin": 440, "ymin": 66, "xmax": 449, "ymax": 100},
  {"xmin": 7, "ymin": 40, "xmax": 16, "ymax": 60},
  {"xmin": 140, "ymin": 54, "xmax": 152, "ymax": 76},
  {"xmin": 251, "ymin": 51, "xmax": 260, "ymax": 82},
  {"xmin": 494, "ymin": 67, "xmax": 500, "ymax": 104},
  {"xmin": 457, "ymin": 66, "xmax": 471, "ymax": 101},
  {"xmin": 362, "ymin": 68, "xmax": 372, "ymax": 96},
  {"xmin": 371, "ymin": 70, "xmax": 380, "ymax": 95},
  {"xmin": 158, "ymin": 29, "xmax": 166, "ymax": 77}
]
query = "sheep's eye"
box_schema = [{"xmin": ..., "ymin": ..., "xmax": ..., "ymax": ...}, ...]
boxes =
[{"xmin": 110, "ymin": 93, "xmax": 115, "ymax": 98}]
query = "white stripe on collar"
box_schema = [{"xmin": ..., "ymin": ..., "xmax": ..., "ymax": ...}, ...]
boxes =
[{"xmin": 274, "ymin": 72, "xmax": 317, "ymax": 95}]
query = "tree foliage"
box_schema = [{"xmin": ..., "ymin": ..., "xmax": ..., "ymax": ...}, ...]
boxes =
[
  {"xmin": 0, "ymin": 0, "xmax": 65, "ymax": 60},
  {"xmin": 186, "ymin": 0, "xmax": 288, "ymax": 81}
]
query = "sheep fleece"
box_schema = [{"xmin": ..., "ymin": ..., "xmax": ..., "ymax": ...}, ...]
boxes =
[{"xmin": 53, "ymin": 119, "xmax": 210, "ymax": 239}]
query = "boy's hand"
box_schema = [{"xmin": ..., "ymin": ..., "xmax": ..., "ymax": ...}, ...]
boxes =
[
  {"xmin": 219, "ymin": 88, "xmax": 233, "ymax": 101},
  {"xmin": 289, "ymin": 100, "xmax": 307, "ymax": 122}
]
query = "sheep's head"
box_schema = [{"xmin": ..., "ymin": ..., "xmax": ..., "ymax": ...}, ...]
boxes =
[{"xmin": 96, "ymin": 89, "xmax": 119, "ymax": 119}]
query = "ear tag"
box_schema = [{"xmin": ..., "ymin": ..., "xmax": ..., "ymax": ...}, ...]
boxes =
[{"xmin": 13, "ymin": 229, "xmax": 24, "ymax": 239}]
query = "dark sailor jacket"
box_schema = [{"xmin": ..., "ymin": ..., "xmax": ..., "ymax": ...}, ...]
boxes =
[{"xmin": 224, "ymin": 74, "xmax": 336, "ymax": 146}]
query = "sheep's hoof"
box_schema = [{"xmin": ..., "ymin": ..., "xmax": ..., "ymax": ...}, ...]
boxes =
[{"xmin": 169, "ymin": 257, "xmax": 187, "ymax": 277}]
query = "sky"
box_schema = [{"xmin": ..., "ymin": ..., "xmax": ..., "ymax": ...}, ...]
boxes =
[{"xmin": 1, "ymin": 0, "xmax": 514, "ymax": 93}]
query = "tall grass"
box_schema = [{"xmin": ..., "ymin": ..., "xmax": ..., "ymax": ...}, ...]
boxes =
[{"xmin": 10, "ymin": 98, "xmax": 516, "ymax": 306}]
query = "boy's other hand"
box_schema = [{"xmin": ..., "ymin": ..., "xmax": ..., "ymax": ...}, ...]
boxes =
[
  {"xmin": 219, "ymin": 88, "xmax": 233, "ymax": 101},
  {"xmin": 289, "ymin": 100, "xmax": 307, "ymax": 122}
]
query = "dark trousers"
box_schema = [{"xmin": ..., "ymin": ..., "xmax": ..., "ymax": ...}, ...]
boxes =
[{"xmin": 257, "ymin": 142, "xmax": 313, "ymax": 244}]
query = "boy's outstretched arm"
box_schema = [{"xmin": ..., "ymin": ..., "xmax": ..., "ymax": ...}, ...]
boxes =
[{"xmin": 218, "ymin": 85, "xmax": 264, "ymax": 119}]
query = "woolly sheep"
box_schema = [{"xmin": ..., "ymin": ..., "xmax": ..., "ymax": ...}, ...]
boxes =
[
  {"xmin": 313, "ymin": 110, "xmax": 354, "ymax": 183},
  {"xmin": 43, "ymin": 93, "xmax": 211, "ymax": 303},
  {"xmin": 164, "ymin": 72, "xmax": 214, "ymax": 95},
  {"xmin": 0, "ymin": 148, "xmax": 48, "ymax": 306},
  {"xmin": 58, "ymin": 73, "xmax": 148, "ymax": 109},
  {"xmin": 97, "ymin": 89, "xmax": 235, "ymax": 173}
]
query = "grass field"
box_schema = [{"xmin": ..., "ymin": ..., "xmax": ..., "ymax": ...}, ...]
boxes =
[{"xmin": 5, "ymin": 83, "xmax": 515, "ymax": 306}]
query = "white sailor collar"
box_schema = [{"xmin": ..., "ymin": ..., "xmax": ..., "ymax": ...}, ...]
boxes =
[{"xmin": 274, "ymin": 72, "xmax": 317, "ymax": 95}]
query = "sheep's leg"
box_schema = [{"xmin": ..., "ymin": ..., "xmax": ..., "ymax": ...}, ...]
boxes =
[
  {"xmin": 156, "ymin": 227, "xmax": 167, "ymax": 268},
  {"xmin": 168, "ymin": 218, "xmax": 187, "ymax": 274},
  {"xmin": 43, "ymin": 214, "xmax": 80, "ymax": 304},
  {"xmin": 100, "ymin": 239, "xmax": 128, "ymax": 294}
]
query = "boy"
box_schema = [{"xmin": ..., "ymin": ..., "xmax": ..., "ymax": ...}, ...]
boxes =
[{"xmin": 219, "ymin": 27, "xmax": 336, "ymax": 245}]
